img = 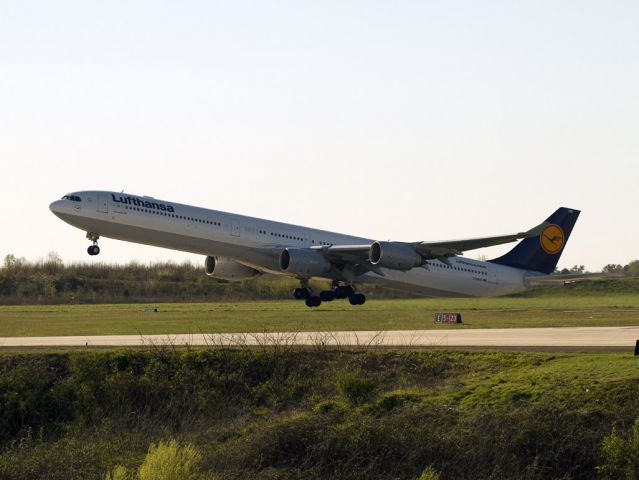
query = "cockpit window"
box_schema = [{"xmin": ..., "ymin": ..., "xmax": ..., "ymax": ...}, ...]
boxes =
[{"xmin": 62, "ymin": 195, "xmax": 81, "ymax": 202}]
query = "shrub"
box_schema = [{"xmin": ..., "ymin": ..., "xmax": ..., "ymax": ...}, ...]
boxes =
[
  {"xmin": 138, "ymin": 439, "xmax": 203, "ymax": 480},
  {"xmin": 418, "ymin": 466, "xmax": 440, "ymax": 480},
  {"xmin": 376, "ymin": 391, "xmax": 421, "ymax": 413},
  {"xmin": 105, "ymin": 465, "xmax": 133, "ymax": 480},
  {"xmin": 596, "ymin": 418, "xmax": 639, "ymax": 479},
  {"xmin": 337, "ymin": 370, "xmax": 377, "ymax": 406}
]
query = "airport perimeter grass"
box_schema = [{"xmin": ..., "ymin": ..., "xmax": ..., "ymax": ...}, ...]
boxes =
[
  {"xmin": 0, "ymin": 293, "xmax": 638, "ymax": 337},
  {"xmin": 1, "ymin": 348, "xmax": 639, "ymax": 479}
]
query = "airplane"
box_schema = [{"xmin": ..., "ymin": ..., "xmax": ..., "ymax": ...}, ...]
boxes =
[{"xmin": 49, "ymin": 191, "xmax": 580, "ymax": 307}]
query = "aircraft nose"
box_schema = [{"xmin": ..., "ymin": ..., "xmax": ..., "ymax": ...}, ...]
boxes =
[{"xmin": 49, "ymin": 200, "xmax": 65, "ymax": 214}]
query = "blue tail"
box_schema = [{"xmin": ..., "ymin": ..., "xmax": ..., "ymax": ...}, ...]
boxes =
[{"xmin": 488, "ymin": 207, "xmax": 580, "ymax": 274}]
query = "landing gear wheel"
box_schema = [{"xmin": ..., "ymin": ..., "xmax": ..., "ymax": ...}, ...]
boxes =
[
  {"xmin": 334, "ymin": 286, "xmax": 355, "ymax": 299},
  {"xmin": 348, "ymin": 293, "xmax": 366, "ymax": 306},
  {"xmin": 86, "ymin": 232, "xmax": 100, "ymax": 256},
  {"xmin": 293, "ymin": 287, "xmax": 311, "ymax": 300},
  {"xmin": 320, "ymin": 290, "xmax": 335, "ymax": 302},
  {"xmin": 305, "ymin": 296, "xmax": 322, "ymax": 307}
]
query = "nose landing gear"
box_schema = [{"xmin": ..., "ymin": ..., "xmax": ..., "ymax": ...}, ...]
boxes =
[{"xmin": 86, "ymin": 232, "xmax": 100, "ymax": 256}]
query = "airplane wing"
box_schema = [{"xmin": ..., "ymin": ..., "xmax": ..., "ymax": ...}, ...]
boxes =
[
  {"xmin": 309, "ymin": 244, "xmax": 384, "ymax": 276},
  {"xmin": 310, "ymin": 244, "xmax": 371, "ymax": 261},
  {"xmin": 256, "ymin": 218, "xmax": 550, "ymax": 280},
  {"xmin": 307, "ymin": 221, "xmax": 549, "ymax": 265},
  {"xmin": 409, "ymin": 221, "xmax": 550, "ymax": 260}
]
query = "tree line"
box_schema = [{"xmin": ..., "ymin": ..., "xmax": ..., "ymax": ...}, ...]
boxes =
[
  {"xmin": 0, "ymin": 253, "xmax": 409, "ymax": 304},
  {"xmin": 554, "ymin": 260, "xmax": 639, "ymax": 275},
  {"xmin": 1, "ymin": 253, "xmax": 636, "ymax": 305}
]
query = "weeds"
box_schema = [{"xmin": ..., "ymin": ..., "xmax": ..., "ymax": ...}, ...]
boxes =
[
  {"xmin": 597, "ymin": 418, "xmax": 639, "ymax": 479},
  {"xmin": 0, "ymin": 349, "xmax": 637, "ymax": 479}
]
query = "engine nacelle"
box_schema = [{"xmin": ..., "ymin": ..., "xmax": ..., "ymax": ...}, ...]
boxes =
[
  {"xmin": 204, "ymin": 256, "xmax": 260, "ymax": 282},
  {"xmin": 279, "ymin": 249, "xmax": 331, "ymax": 277},
  {"xmin": 369, "ymin": 241, "xmax": 422, "ymax": 270}
]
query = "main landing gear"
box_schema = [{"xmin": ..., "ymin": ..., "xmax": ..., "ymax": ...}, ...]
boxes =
[
  {"xmin": 86, "ymin": 232, "xmax": 100, "ymax": 256},
  {"xmin": 293, "ymin": 282, "xmax": 366, "ymax": 308}
]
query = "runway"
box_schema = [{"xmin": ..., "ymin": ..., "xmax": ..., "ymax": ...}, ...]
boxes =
[{"xmin": 2, "ymin": 326, "xmax": 639, "ymax": 349}]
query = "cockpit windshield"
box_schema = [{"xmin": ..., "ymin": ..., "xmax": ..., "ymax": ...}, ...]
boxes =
[{"xmin": 62, "ymin": 195, "xmax": 81, "ymax": 202}]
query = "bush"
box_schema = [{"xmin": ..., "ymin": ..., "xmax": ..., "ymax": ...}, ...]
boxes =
[
  {"xmin": 105, "ymin": 465, "xmax": 134, "ymax": 480},
  {"xmin": 2, "ymin": 350, "xmax": 639, "ymax": 479},
  {"xmin": 596, "ymin": 418, "xmax": 639, "ymax": 479},
  {"xmin": 337, "ymin": 370, "xmax": 377, "ymax": 405},
  {"xmin": 418, "ymin": 466, "xmax": 440, "ymax": 480},
  {"xmin": 138, "ymin": 439, "xmax": 203, "ymax": 480}
]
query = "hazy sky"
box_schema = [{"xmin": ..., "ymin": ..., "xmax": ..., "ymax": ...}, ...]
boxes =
[{"xmin": 1, "ymin": 1, "xmax": 637, "ymax": 271}]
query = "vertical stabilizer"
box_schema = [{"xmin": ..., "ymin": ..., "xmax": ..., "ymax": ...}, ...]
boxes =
[{"xmin": 488, "ymin": 207, "xmax": 580, "ymax": 274}]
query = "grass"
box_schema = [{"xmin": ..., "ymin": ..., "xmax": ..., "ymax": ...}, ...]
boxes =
[
  {"xmin": 448, "ymin": 351, "xmax": 639, "ymax": 411},
  {"xmin": 2, "ymin": 348, "xmax": 639, "ymax": 479},
  {"xmin": 0, "ymin": 293, "xmax": 638, "ymax": 337}
]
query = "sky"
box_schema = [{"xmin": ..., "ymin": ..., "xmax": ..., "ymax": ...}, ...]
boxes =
[{"xmin": 1, "ymin": 1, "xmax": 637, "ymax": 271}]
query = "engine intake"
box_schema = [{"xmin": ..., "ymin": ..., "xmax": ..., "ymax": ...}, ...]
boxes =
[
  {"xmin": 279, "ymin": 249, "xmax": 331, "ymax": 277},
  {"xmin": 369, "ymin": 241, "xmax": 422, "ymax": 270},
  {"xmin": 204, "ymin": 256, "xmax": 260, "ymax": 281}
]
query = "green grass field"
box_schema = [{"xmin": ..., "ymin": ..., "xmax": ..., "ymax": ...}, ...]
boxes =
[
  {"xmin": 2, "ymin": 348, "xmax": 639, "ymax": 479},
  {"xmin": 1, "ymin": 293, "xmax": 638, "ymax": 337}
]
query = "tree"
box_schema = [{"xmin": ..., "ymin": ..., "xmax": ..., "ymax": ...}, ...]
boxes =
[
  {"xmin": 559, "ymin": 265, "xmax": 586, "ymax": 275},
  {"xmin": 3, "ymin": 254, "xmax": 25, "ymax": 270},
  {"xmin": 46, "ymin": 251, "xmax": 63, "ymax": 266},
  {"xmin": 625, "ymin": 260, "xmax": 639, "ymax": 276},
  {"xmin": 603, "ymin": 264, "xmax": 624, "ymax": 274}
]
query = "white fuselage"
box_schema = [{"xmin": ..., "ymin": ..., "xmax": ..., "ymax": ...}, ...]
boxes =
[{"xmin": 50, "ymin": 191, "xmax": 536, "ymax": 297}]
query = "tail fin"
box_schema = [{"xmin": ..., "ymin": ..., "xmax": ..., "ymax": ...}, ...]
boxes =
[{"xmin": 488, "ymin": 207, "xmax": 580, "ymax": 274}]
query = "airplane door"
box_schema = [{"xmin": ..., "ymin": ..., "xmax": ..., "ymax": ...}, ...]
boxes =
[
  {"xmin": 97, "ymin": 195, "xmax": 108, "ymax": 213},
  {"xmin": 231, "ymin": 219, "xmax": 241, "ymax": 237}
]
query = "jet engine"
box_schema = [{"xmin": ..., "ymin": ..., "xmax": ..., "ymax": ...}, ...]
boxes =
[
  {"xmin": 369, "ymin": 241, "xmax": 422, "ymax": 270},
  {"xmin": 279, "ymin": 249, "xmax": 331, "ymax": 276},
  {"xmin": 204, "ymin": 256, "xmax": 260, "ymax": 281}
]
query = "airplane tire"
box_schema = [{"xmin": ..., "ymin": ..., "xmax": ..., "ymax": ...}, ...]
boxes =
[
  {"xmin": 334, "ymin": 286, "xmax": 355, "ymax": 299},
  {"xmin": 320, "ymin": 290, "xmax": 335, "ymax": 302},
  {"xmin": 295, "ymin": 287, "xmax": 311, "ymax": 300},
  {"xmin": 348, "ymin": 293, "xmax": 366, "ymax": 306},
  {"xmin": 305, "ymin": 296, "xmax": 321, "ymax": 307},
  {"xmin": 294, "ymin": 287, "xmax": 310, "ymax": 300}
]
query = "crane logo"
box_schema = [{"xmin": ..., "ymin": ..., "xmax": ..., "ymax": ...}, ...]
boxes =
[{"xmin": 540, "ymin": 224, "xmax": 565, "ymax": 254}]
